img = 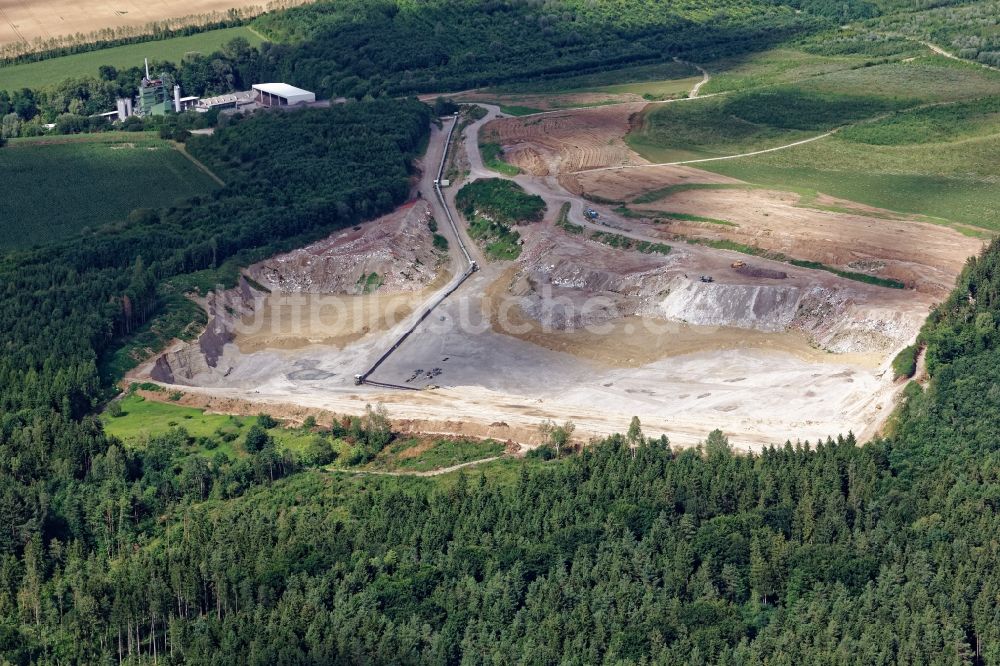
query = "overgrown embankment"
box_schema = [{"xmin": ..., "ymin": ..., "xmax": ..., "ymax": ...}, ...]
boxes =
[{"xmin": 456, "ymin": 178, "xmax": 546, "ymax": 260}]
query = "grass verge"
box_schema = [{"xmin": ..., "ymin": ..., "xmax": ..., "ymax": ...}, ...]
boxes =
[
  {"xmin": 556, "ymin": 203, "xmax": 584, "ymax": 234},
  {"xmin": 673, "ymin": 236, "xmax": 905, "ymax": 289},
  {"xmin": 893, "ymin": 344, "xmax": 919, "ymax": 379},
  {"xmin": 480, "ymin": 142, "xmax": 520, "ymax": 176},
  {"xmin": 589, "ymin": 231, "xmax": 671, "ymax": 255},
  {"xmin": 615, "ymin": 206, "xmax": 736, "ymax": 226}
]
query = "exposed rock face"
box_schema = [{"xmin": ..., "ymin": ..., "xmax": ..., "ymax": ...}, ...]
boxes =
[
  {"xmin": 513, "ymin": 236, "xmax": 675, "ymax": 329},
  {"xmin": 511, "ymin": 229, "xmax": 923, "ymax": 355},
  {"xmin": 150, "ymin": 200, "xmax": 445, "ymax": 385},
  {"xmin": 246, "ymin": 200, "xmax": 439, "ymax": 294},
  {"xmin": 792, "ymin": 287, "xmax": 918, "ymax": 354},
  {"xmin": 152, "ymin": 276, "xmax": 265, "ymax": 383},
  {"xmin": 656, "ymin": 280, "xmax": 801, "ymax": 332},
  {"xmin": 149, "ymin": 356, "xmax": 175, "ymax": 384},
  {"xmin": 151, "ymin": 343, "xmax": 218, "ymax": 384}
]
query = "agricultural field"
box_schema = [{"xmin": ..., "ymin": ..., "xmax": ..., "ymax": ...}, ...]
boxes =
[
  {"xmin": 0, "ymin": 26, "xmax": 263, "ymax": 90},
  {"xmin": 618, "ymin": 56, "xmax": 1000, "ymax": 229},
  {"xmin": 794, "ymin": 57, "xmax": 1000, "ymax": 102},
  {"xmin": 698, "ymin": 47, "xmax": 908, "ymax": 94},
  {"xmin": 0, "ymin": 134, "xmax": 219, "ymax": 249},
  {"xmin": 0, "ymin": 1, "xmax": 277, "ymax": 53},
  {"xmin": 696, "ymin": 93, "xmax": 1000, "ymax": 230},
  {"xmin": 627, "ymin": 86, "xmax": 903, "ymax": 162},
  {"xmin": 573, "ymin": 75, "xmax": 702, "ymax": 99},
  {"xmin": 491, "ymin": 60, "xmax": 702, "ymax": 95},
  {"xmin": 700, "ymin": 135, "xmax": 1000, "ymax": 231}
]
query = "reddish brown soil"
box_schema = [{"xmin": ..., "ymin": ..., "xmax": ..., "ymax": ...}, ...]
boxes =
[{"xmin": 482, "ymin": 104, "xmax": 648, "ymax": 175}]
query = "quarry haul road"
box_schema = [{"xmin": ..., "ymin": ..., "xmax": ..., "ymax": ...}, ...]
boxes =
[
  {"xmin": 684, "ymin": 59, "xmax": 710, "ymax": 97},
  {"xmin": 466, "ymin": 104, "xmax": 798, "ymax": 260},
  {"xmin": 355, "ymin": 114, "xmax": 480, "ymax": 387},
  {"xmin": 465, "ymin": 103, "xmax": 922, "ymax": 301}
]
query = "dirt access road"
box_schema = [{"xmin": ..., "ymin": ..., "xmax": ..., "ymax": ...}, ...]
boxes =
[
  {"xmin": 921, "ymin": 40, "xmax": 1000, "ymax": 73},
  {"xmin": 355, "ymin": 114, "xmax": 482, "ymax": 386}
]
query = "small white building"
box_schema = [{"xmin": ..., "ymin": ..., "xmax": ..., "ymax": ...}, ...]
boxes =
[
  {"xmin": 252, "ymin": 83, "xmax": 316, "ymax": 108},
  {"xmin": 177, "ymin": 95, "xmax": 199, "ymax": 112}
]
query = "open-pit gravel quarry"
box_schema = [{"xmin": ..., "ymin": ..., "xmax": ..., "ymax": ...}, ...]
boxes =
[{"xmin": 133, "ymin": 84, "xmax": 985, "ymax": 450}]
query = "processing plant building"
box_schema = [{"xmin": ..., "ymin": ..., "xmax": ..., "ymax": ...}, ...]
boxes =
[
  {"xmin": 252, "ymin": 83, "xmax": 316, "ymax": 107},
  {"xmin": 101, "ymin": 58, "xmax": 318, "ymax": 120}
]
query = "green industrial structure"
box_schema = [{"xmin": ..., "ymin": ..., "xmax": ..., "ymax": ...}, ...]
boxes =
[{"xmin": 137, "ymin": 58, "xmax": 175, "ymax": 117}]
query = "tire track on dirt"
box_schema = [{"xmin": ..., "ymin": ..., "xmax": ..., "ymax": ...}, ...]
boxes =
[{"xmin": 583, "ymin": 130, "xmax": 836, "ymax": 173}]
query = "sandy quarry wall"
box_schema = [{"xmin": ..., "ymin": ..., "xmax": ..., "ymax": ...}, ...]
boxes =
[{"xmin": 656, "ymin": 279, "xmax": 801, "ymax": 332}]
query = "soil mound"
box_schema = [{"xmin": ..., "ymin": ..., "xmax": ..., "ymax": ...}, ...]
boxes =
[{"xmin": 248, "ymin": 200, "xmax": 440, "ymax": 294}]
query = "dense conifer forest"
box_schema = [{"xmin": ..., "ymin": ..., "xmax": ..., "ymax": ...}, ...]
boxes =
[{"xmin": 5, "ymin": 237, "xmax": 1000, "ymax": 662}]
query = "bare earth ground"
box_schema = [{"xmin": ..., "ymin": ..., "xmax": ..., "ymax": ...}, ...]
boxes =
[
  {"xmin": 482, "ymin": 104, "xmax": 649, "ymax": 175},
  {"xmin": 133, "ymin": 99, "xmax": 981, "ymax": 450},
  {"xmin": 630, "ymin": 188, "xmax": 982, "ymax": 297},
  {"xmin": 563, "ymin": 164, "xmax": 742, "ymax": 197}
]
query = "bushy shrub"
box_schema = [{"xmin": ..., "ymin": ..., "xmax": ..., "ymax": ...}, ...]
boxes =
[{"xmin": 892, "ymin": 344, "xmax": 919, "ymax": 379}]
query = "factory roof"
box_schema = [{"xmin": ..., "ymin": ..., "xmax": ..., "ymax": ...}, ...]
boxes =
[{"xmin": 251, "ymin": 83, "xmax": 314, "ymax": 98}]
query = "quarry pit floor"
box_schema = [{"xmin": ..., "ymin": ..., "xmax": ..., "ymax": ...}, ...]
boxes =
[{"xmin": 132, "ymin": 101, "xmax": 975, "ymax": 450}]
